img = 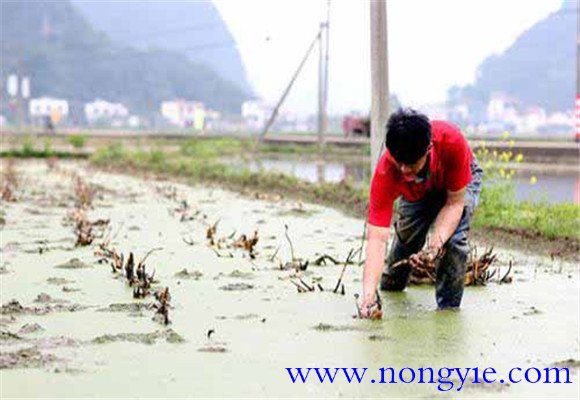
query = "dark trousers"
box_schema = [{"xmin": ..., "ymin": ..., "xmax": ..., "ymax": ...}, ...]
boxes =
[{"xmin": 380, "ymin": 160, "xmax": 483, "ymax": 309}]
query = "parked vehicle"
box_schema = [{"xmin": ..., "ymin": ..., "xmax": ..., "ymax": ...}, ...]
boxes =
[{"xmin": 342, "ymin": 115, "xmax": 370, "ymax": 137}]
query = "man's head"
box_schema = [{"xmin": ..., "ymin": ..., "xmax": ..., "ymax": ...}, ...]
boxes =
[{"xmin": 385, "ymin": 108, "xmax": 432, "ymax": 177}]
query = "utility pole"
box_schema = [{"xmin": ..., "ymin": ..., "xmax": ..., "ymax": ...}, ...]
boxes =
[
  {"xmin": 576, "ymin": 0, "xmax": 579, "ymax": 139},
  {"xmin": 318, "ymin": 0, "xmax": 330, "ymax": 147},
  {"xmin": 324, "ymin": 0, "xmax": 330, "ymax": 134},
  {"xmin": 370, "ymin": 0, "xmax": 389, "ymax": 173},
  {"xmin": 317, "ymin": 22, "xmax": 325, "ymax": 147}
]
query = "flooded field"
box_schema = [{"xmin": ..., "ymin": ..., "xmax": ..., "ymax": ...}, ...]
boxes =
[
  {"xmin": 1, "ymin": 159, "xmax": 578, "ymax": 398},
  {"xmin": 231, "ymin": 157, "xmax": 579, "ymax": 204}
]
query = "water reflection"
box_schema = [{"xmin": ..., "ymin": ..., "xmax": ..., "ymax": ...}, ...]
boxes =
[{"xmin": 242, "ymin": 158, "xmax": 578, "ymax": 204}]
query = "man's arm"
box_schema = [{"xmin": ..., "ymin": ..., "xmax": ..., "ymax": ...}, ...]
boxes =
[
  {"xmin": 360, "ymin": 223, "xmax": 389, "ymax": 315},
  {"xmin": 430, "ymin": 187, "xmax": 466, "ymax": 249}
]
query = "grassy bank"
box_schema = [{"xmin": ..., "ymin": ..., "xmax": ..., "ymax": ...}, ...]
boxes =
[
  {"xmin": 1, "ymin": 134, "xmax": 369, "ymax": 159},
  {"xmin": 0, "ymin": 149, "xmax": 89, "ymax": 159},
  {"xmin": 89, "ymin": 142, "xmax": 579, "ymax": 242}
]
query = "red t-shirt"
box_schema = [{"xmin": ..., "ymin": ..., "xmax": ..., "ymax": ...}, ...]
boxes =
[{"xmin": 367, "ymin": 120, "xmax": 473, "ymax": 227}]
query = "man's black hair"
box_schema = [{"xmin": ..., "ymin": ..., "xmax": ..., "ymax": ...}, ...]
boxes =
[{"xmin": 385, "ymin": 108, "xmax": 432, "ymax": 164}]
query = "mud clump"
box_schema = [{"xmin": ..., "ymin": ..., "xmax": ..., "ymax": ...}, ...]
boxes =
[
  {"xmin": 552, "ymin": 359, "xmax": 580, "ymax": 369},
  {"xmin": 227, "ymin": 270, "xmax": 255, "ymax": 280},
  {"xmin": 34, "ymin": 293, "xmax": 69, "ymax": 304},
  {"xmin": 197, "ymin": 345, "xmax": 228, "ymax": 353},
  {"xmin": 174, "ymin": 269, "xmax": 203, "ymax": 280},
  {"xmin": 368, "ymin": 334, "xmax": 392, "ymax": 342},
  {"xmin": 0, "ymin": 330, "xmax": 24, "ymax": 342},
  {"xmin": 165, "ymin": 330, "xmax": 186, "ymax": 343},
  {"xmin": 1, "ymin": 300, "xmax": 25, "ymax": 315},
  {"xmin": 0, "ymin": 347, "xmax": 58, "ymax": 369},
  {"xmin": 34, "ymin": 293, "xmax": 53, "ymax": 303},
  {"xmin": 19, "ymin": 323, "xmax": 44, "ymax": 334},
  {"xmin": 1, "ymin": 299, "xmax": 88, "ymax": 315},
  {"xmin": 98, "ymin": 303, "xmax": 153, "ymax": 313},
  {"xmin": 54, "ymin": 258, "xmax": 92, "ymax": 269},
  {"xmin": 219, "ymin": 283, "xmax": 254, "ymax": 291},
  {"xmin": 53, "ymin": 367, "xmax": 85, "ymax": 375},
  {"xmin": 276, "ymin": 206, "xmax": 318, "ymax": 217},
  {"xmin": 35, "ymin": 336, "xmax": 79, "ymax": 349},
  {"xmin": 91, "ymin": 329, "xmax": 184, "ymax": 345},
  {"xmin": 523, "ymin": 306, "xmax": 542, "ymax": 316},
  {"xmin": 461, "ymin": 380, "xmax": 509, "ymax": 392},
  {"xmin": 47, "ymin": 277, "xmax": 75, "ymax": 285}
]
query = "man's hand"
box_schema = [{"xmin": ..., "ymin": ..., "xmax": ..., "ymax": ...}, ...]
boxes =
[
  {"xmin": 409, "ymin": 246, "xmax": 441, "ymax": 268},
  {"xmin": 357, "ymin": 292, "xmax": 383, "ymax": 320}
]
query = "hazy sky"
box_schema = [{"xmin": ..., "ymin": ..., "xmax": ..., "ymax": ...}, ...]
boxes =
[{"xmin": 214, "ymin": 0, "xmax": 562, "ymax": 116}]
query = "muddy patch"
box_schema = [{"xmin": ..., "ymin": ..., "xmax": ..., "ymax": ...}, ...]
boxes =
[
  {"xmin": 368, "ymin": 334, "xmax": 392, "ymax": 342},
  {"xmin": 227, "ymin": 269, "xmax": 255, "ymax": 280},
  {"xmin": 34, "ymin": 293, "xmax": 69, "ymax": 304},
  {"xmin": 19, "ymin": 323, "xmax": 44, "ymax": 334},
  {"xmin": 1, "ymin": 330, "xmax": 25, "ymax": 343},
  {"xmin": 35, "ymin": 336, "xmax": 80, "ymax": 349},
  {"xmin": 97, "ymin": 302, "xmax": 153, "ymax": 316},
  {"xmin": 218, "ymin": 282, "xmax": 254, "ymax": 291},
  {"xmin": 275, "ymin": 207, "xmax": 319, "ymax": 217},
  {"xmin": 54, "ymin": 258, "xmax": 92, "ymax": 269},
  {"xmin": 1, "ymin": 299, "xmax": 89, "ymax": 315},
  {"xmin": 47, "ymin": 277, "xmax": 75, "ymax": 285},
  {"xmin": 461, "ymin": 380, "xmax": 510, "ymax": 393},
  {"xmin": 551, "ymin": 358, "xmax": 580, "ymax": 369},
  {"xmin": 91, "ymin": 329, "xmax": 184, "ymax": 345},
  {"xmin": 174, "ymin": 269, "xmax": 203, "ymax": 280},
  {"xmin": 0, "ymin": 347, "xmax": 59, "ymax": 369},
  {"xmin": 197, "ymin": 345, "xmax": 228, "ymax": 353}
]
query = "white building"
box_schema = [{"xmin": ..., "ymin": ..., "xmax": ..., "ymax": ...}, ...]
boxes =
[
  {"xmin": 85, "ymin": 99, "xmax": 129, "ymax": 124},
  {"xmin": 161, "ymin": 100, "xmax": 205, "ymax": 129},
  {"xmin": 242, "ymin": 100, "xmax": 272, "ymax": 131},
  {"xmin": 516, "ymin": 107, "xmax": 546, "ymax": 133},
  {"xmin": 486, "ymin": 93, "xmax": 519, "ymax": 123},
  {"xmin": 29, "ymin": 97, "xmax": 69, "ymax": 120}
]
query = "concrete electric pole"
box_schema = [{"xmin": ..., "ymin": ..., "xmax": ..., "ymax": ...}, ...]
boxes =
[
  {"xmin": 370, "ymin": 0, "xmax": 390, "ymax": 174},
  {"xmin": 318, "ymin": 0, "xmax": 330, "ymax": 148}
]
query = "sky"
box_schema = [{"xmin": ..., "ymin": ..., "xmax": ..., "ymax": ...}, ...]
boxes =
[{"xmin": 214, "ymin": 0, "xmax": 563, "ymax": 116}]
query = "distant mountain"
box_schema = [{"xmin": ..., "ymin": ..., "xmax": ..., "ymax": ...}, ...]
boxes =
[
  {"xmin": 448, "ymin": 1, "xmax": 576, "ymax": 119},
  {"xmin": 0, "ymin": 0, "xmax": 250, "ymax": 122},
  {"xmin": 71, "ymin": 0, "xmax": 253, "ymax": 95}
]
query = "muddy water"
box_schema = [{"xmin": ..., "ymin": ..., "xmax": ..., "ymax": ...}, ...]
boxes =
[
  {"xmin": 231, "ymin": 157, "xmax": 580, "ymax": 204},
  {"xmin": 0, "ymin": 160, "xmax": 578, "ymax": 398}
]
